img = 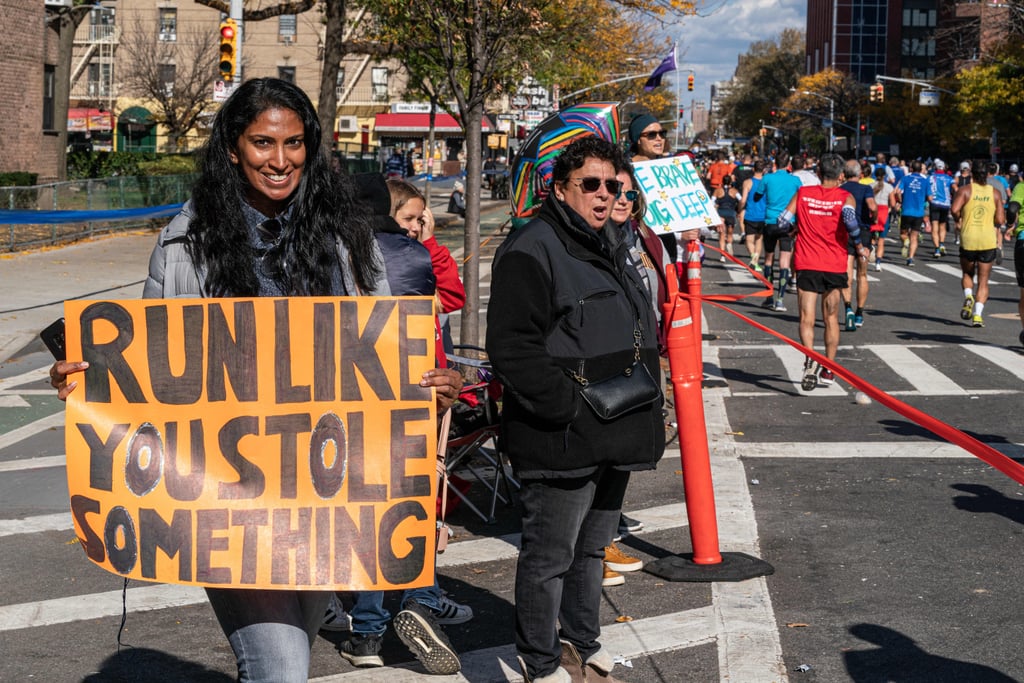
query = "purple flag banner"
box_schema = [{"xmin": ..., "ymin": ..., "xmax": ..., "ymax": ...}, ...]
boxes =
[{"xmin": 644, "ymin": 49, "xmax": 677, "ymax": 91}]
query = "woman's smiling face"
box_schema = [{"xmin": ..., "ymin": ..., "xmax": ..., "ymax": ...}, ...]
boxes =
[{"xmin": 230, "ymin": 106, "xmax": 306, "ymax": 216}]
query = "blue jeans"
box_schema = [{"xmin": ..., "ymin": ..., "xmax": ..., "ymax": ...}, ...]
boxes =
[
  {"xmin": 205, "ymin": 587, "xmax": 331, "ymax": 683},
  {"xmin": 348, "ymin": 577, "xmax": 444, "ymax": 635},
  {"xmin": 515, "ymin": 467, "xmax": 629, "ymax": 679}
]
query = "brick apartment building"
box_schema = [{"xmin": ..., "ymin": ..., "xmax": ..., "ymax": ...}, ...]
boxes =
[{"xmin": 1, "ymin": 1, "xmax": 62, "ymax": 182}]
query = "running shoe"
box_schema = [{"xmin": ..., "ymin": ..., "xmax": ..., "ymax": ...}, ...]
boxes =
[
  {"xmin": 906, "ymin": 258, "xmax": 914, "ymax": 267},
  {"xmin": 719, "ymin": 256, "xmax": 726, "ymax": 262},
  {"xmin": 751, "ymin": 262, "xmax": 763, "ymax": 273},
  {"xmin": 844, "ymin": 308, "xmax": 856, "ymax": 331},
  {"xmin": 321, "ymin": 594, "xmax": 352, "ymax": 632},
  {"xmin": 772, "ymin": 299, "xmax": 787, "ymax": 312},
  {"xmin": 873, "ymin": 259, "xmax": 883, "ymax": 273},
  {"xmin": 934, "ymin": 248, "xmax": 941, "ymax": 259},
  {"xmin": 960, "ymin": 295, "xmax": 975, "ymax": 320},
  {"xmin": 394, "ymin": 600, "xmax": 462, "ymax": 675},
  {"xmin": 972, "ymin": 314, "xmax": 984, "ymax": 328},
  {"xmin": 818, "ymin": 368, "xmax": 835, "ymax": 386},
  {"xmin": 801, "ymin": 359, "xmax": 819, "ymax": 391},
  {"xmin": 901, "ymin": 238, "xmax": 910, "ymax": 258},
  {"xmin": 761, "ymin": 296, "xmax": 774, "ymax": 308},
  {"xmin": 940, "ymin": 245, "xmax": 947, "ymax": 256},
  {"xmin": 854, "ymin": 314, "xmax": 864, "ymax": 328},
  {"xmin": 340, "ymin": 633, "xmax": 384, "ymax": 668}
]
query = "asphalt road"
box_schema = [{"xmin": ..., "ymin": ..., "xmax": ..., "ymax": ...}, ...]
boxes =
[{"xmin": 2, "ymin": 214, "xmax": 1023, "ymax": 682}]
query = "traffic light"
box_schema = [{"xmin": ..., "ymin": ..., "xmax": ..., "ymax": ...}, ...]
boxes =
[
  {"xmin": 876, "ymin": 83, "xmax": 884, "ymax": 103},
  {"xmin": 218, "ymin": 18, "xmax": 238, "ymax": 82},
  {"xmin": 687, "ymin": 74, "xmax": 694, "ymax": 92},
  {"xmin": 869, "ymin": 84, "xmax": 878, "ymax": 103},
  {"xmin": 859, "ymin": 123, "xmax": 868, "ymax": 133},
  {"xmin": 769, "ymin": 109, "xmax": 777, "ymax": 118}
]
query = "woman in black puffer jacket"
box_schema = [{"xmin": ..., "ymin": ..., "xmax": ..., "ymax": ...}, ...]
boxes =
[{"xmin": 486, "ymin": 137, "xmax": 665, "ymax": 683}]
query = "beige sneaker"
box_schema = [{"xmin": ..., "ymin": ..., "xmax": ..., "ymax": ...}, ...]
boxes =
[{"xmin": 604, "ymin": 542, "xmax": 642, "ymax": 572}]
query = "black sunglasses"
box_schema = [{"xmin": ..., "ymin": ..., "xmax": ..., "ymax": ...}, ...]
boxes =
[
  {"xmin": 642, "ymin": 130, "xmax": 668, "ymax": 140},
  {"xmin": 569, "ymin": 176, "xmax": 624, "ymax": 195},
  {"xmin": 619, "ymin": 189, "xmax": 640, "ymax": 202}
]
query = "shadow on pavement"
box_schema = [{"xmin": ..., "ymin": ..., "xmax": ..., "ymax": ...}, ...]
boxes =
[
  {"xmin": 951, "ymin": 483, "xmax": 1024, "ymax": 527},
  {"xmin": 82, "ymin": 647, "xmax": 234, "ymax": 683},
  {"xmin": 844, "ymin": 623, "xmax": 1019, "ymax": 682}
]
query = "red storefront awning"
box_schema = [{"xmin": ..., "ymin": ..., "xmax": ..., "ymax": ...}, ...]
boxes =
[{"xmin": 373, "ymin": 112, "xmax": 492, "ymax": 135}]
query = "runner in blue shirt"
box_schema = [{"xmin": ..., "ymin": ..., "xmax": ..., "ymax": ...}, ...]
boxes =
[
  {"xmin": 761, "ymin": 153, "xmax": 803, "ymax": 310},
  {"xmin": 928, "ymin": 160, "xmax": 955, "ymax": 258},
  {"xmin": 892, "ymin": 160, "xmax": 929, "ymax": 266},
  {"xmin": 739, "ymin": 159, "xmax": 768, "ymax": 272}
]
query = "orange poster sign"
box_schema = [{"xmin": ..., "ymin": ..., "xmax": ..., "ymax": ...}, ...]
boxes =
[{"xmin": 63, "ymin": 297, "xmax": 438, "ymax": 591}]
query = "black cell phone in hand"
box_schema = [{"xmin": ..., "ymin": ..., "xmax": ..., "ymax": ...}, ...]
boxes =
[{"xmin": 40, "ymin": 318, "xmax": 66, "ymax": 361}]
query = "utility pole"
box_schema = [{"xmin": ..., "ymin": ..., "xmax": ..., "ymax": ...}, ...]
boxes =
[{"xmin": 231, "ymin": 0, "xmax": 244, "ymax": 81}]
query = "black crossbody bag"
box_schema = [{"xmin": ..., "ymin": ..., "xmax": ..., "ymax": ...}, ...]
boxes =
[{"xmin": 568, "ymin": 325, "xmax": 662, "ymax": 421}]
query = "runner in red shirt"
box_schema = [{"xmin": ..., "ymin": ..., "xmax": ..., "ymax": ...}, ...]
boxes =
[{"xmin": 776, "ymin": 153, "xmax": 869, "ymax": 391}]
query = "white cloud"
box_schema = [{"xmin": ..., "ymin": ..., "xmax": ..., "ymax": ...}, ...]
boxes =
[{"xmin": 654, "ymin": 0, "xmax": 807, "ymax": 103}]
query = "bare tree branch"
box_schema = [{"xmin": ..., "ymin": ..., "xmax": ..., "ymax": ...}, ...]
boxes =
[{"xmin": 193, "ymin": 0, "xmax": 316, "ymax": 22}]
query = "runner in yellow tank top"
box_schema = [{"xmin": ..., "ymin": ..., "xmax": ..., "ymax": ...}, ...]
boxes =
[
  {"xmin": 951, "ymin": 160, "xmax": 1006, "ymax": 327},
  {"xmin": 960, "ymin": 182, "xmax": 997, "ymax": 250}
]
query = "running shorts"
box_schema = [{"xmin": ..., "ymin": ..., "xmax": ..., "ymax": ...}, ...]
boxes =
[
  {"xmin": 900, "ymin": 215, "xmax": 925, "ymax": 232},
  {"xmin": 929, "ymin": 206, "xmax": 950, "ymax": 223},
  {"xmin": 745, "ymin": 220, "xmax": 765, "ymax": 236},
  {"xmin": 846, "ymin": 230, "xmax": 872, "ymax": 255},
  {"xmin": 960, "ymin": 248, "xmax": 998, "ymax": 264},
  {"xmin": 763, "ymin": 231, "xmax": 794, "ymax": 253},
  {"xmin": 796, "ymin": 270, "xmax": 848, "ymax": 293}
]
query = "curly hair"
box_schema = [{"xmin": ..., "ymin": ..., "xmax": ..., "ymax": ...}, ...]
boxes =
[
  {"xmin": 187, "ymin": 78, "xmax": 380, "ymax": 296},
  {"xmin": 551, "ymin": 136, "xmax": 626, "ymax": 184}
]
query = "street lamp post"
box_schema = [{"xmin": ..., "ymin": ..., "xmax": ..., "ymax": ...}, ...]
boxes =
[{"xmin": 794, "ymin": 88, "xmax": 836, "ymax": 153}]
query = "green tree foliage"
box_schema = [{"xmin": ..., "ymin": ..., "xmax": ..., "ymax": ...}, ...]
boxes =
[
  {"xmin": 955, "ymin": 37, "xmax": 1024, "ymax": 154},
  {"xmin": 718, "ymin": 28, "xmax": 804, "ymax": 136}
]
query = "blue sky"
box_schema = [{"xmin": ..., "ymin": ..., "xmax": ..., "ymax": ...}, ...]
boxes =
[{"xmin": 658, "ymin": 0, "xmax": 807, "ymax": 105}]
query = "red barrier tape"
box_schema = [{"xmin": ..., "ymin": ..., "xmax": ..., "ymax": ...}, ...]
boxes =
[{"xmin": 690, "ymin": 242, "xmax": 1024, "ymax": 486}]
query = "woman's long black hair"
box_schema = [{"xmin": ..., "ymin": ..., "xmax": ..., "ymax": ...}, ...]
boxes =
[{"xmin": 187, "ymin": 77, "xmax": 380, "ymax": 296}]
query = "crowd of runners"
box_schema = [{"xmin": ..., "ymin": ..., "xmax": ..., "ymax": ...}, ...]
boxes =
[{"xmin": 691, "ymin": 149, "xmax": 1024, "ymax": 389}]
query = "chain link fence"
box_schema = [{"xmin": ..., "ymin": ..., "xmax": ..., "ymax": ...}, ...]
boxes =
[{"xmin": 0, "ymin": 174, "xmax": 196, "ymax": 253}]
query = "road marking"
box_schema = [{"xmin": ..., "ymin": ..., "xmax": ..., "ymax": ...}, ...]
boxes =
[
  {"xmin": 0, "ymin": 455, "xmax": 65, "ymax": 473},
  {"xmin": 771, "ymin": 344, "xmax": 847, "ymax": 396},
  {"xmin": 869, "ymin": 344, "xmax": 965, "ymax": 395},
  {"xmin": 312, "ymin": 608, "xmax": 718, "ymax": 682},
  {"xmin": 0, "ymin": 412, "xmax": 63, "ymax": 451},
  {"xmin": 961, "ymin": 344, "xmax": 1024, "ymax": 382},
  {"xmin": 880, "ymin": 265, "xmax": 936, "ymax": 283},
  {"xmin": 0, "ymin": 395, "xmax": 30, "ymax": 407},
  {"xmin": 0, "ymin": 512, "xmax": 72, "ymax": 537},
  {"xmin": 925, "ymin": 261, "xmax": 1017, "ymax": 285},
  {"xmin": 717, "ymin": 343, "xmax": 1019, "ymax": 397},
  {"xmin": 741, "ymin": 441, "xmax": 1022, "ymax": 458},
  {"xmin": 0, "ymin": 366, "xmax": 49, "ymax": 391}
]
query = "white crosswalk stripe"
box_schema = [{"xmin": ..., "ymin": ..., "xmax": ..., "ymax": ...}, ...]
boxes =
[{"xmin": 722, "ymin": 342, "xmax": 1021, "ymax": 397}]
